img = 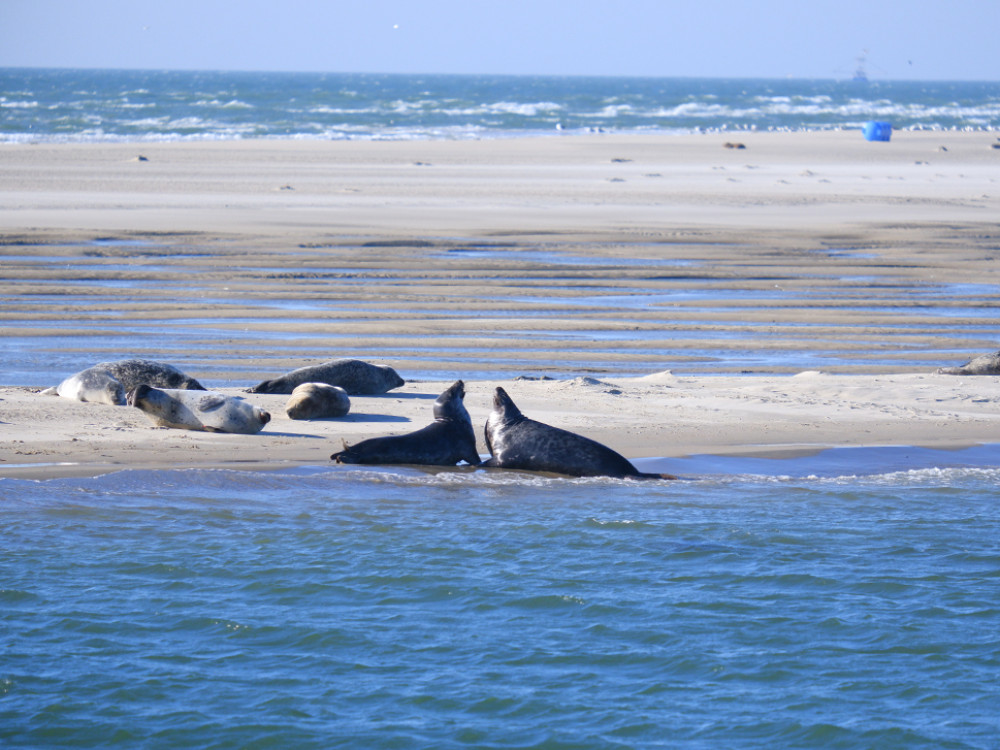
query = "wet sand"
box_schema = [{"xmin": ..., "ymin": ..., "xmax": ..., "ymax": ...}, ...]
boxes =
[{"xmin": 2, "ymin": 131, "xmax": 999, "ymax": 479}]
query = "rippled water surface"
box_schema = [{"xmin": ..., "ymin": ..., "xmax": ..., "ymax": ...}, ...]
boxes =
[{"xmin": 3, "ymin": 452, "xmax": 999, "ymax": 748}]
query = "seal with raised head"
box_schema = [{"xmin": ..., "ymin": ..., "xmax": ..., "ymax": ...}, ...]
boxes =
[
  {"xmin": 331, "ymin": 380, "xmax": 479, "ymax": 466},
  {"xmin": 248, "ymin": 359, "xmax": 404, "ymax": 395},
  {"xmin": 481, "ymin": 386, "xmax": 675, "ymax": 480},
  {"xmin": 41, "ymin": 366, "xmax": 127, "ymax": 405},
  {"xmin": 129, "ymin": 384, "xmax": 271, "ymax": 434},
  {"xmin": 285, "ymin": 382, "xmax": 351, "ymax": 420},
  {"xmin": 93, "ymin": 358, "xmax": 205, "ymax": 392},
  {"xmin": 937, "ymin": 350, "xmax": 1000, "ymax": 375}
]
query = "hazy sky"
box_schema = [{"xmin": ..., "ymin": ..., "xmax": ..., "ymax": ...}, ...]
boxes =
[{"xmin": 2, "ymin": 0, "xmax": 997, "ymax": 80}]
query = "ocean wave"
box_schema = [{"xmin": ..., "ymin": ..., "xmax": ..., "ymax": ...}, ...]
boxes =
[{"xmin": 4, "ymin": 70, "xmax": 997, "ymax": 143}]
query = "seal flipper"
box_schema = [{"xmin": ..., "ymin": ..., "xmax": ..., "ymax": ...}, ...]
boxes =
[{"xmin": 631, "ymin": 471, "xmax": 679, "ymax": 481}]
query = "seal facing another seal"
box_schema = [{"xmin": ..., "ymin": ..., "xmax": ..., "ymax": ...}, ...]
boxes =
[
  {"xmin": 286, "ymin": 382, "xmax": 351, "ymax": 420},
  {"xmin": 248, "ymin": 359, "xmax": 404, "ymax": 395},
  {"xmin": 331, "ymin": 380, "xmax": 479, "ymax": 466},
  {"xmin": 481, "ymin": 386, "xmax": 675, "ymax": 480},
  {"xmin": 129, "ymin": 385, "xmax": 271, "ymax": 434}
]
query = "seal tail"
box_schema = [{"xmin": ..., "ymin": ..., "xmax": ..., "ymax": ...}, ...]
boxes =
[{"xmin": 632, "ymin": 471, "xmax": 679, "ymax": 481}]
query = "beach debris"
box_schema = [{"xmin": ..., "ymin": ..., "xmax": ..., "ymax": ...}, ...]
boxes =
[
  {"xmin": 723, "ymin": 142, "xmax": 746, "ymax": 149},
  {"xmin": 937, "ymin": 350, "xmax": 1000, "ymax": 375},
  {"xmin": 132, "ymin": 154, "xmax": 149, "ymax": 162}
]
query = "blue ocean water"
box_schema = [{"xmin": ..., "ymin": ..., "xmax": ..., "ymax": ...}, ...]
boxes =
[
  {"xmin": 4, "ymin": 68, "xmax": 1000, "ymax": 747},
  {"xmin": 2, "ymin": 68, "xmax": 999, "ymax": 142},
  {"xmin": 2, "ymin": 450, "xmax": 1000, "ymax": 749}
]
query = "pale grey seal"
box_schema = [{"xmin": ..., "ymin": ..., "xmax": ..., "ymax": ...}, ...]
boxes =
[
  {"xmin": 129, "ymin": 384, "xmax": 270, "ymax": 434},
  {"xmin": 937, "ymin": 350, "xmax": 1000, "ymax": 375},
  {"xmin": 285, "ymin": 382, "xmax": 351, "ymax": 420},
  {"xmin": 481, "ymin": 386, "xmax": 676, "ymax": 480},
  {"xmin": 40, "ymin": 366, "xmax": 127, "ymax": 405},
  {"xmin": 247, "ymin": 359, "xmax": 404, "ymax": 395},
  {"xmin": 331, "ymin": 380, "xmax": 479, "ymax": 466}
]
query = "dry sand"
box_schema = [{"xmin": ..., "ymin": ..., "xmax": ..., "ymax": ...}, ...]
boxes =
[{"xmin": 2, "ymin": 131, "xmax": 999, "ymax": 479}]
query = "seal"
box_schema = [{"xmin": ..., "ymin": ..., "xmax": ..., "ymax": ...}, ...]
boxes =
[
  {"xmin": 247, "ymin": 359, "xmax": 404, "ymax": 395},
  {"xmin": 937, "ymin": 350, "xmax": 1000, "ymax": 375},
  {"xmin": 331, "ymin": 380, "xmax": 480, "ymax": 466},
  {"xmin": 41, "ymin": 366, "xmax": 127, "ymax": 405},
  {"xmin": 285, "ymin": 382, "xmax": 351, "ymax": 420},
  {"xmin": 93, "ymin": 358, "xmax": 205, "ymax": 392},
  {"xmin": 481, "ymin": 386, "xmax": 676, "ymax": 480},
  {"xmin": 129, "ymin": 384, "xmax": 271, "ymax": 434}
]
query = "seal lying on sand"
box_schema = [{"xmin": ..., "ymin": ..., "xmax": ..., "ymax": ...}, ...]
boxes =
[
  {"xmin": 286, "ymin": 382, "xmax": 351, "ymax": 420},
  {"xmin": 93, "ymin": 358, "xmax": 205, "ymax": 391},
  {"xmin": 248, "ymin": 359, "xmax": 404, "ymax": 395},
  {"xmin": 41, "ymin": 366, "xmax": 127, "ymax": 405},
  {"xmin": 937, "ymin": 350, "xmax": 1000, "ymax": 375},
  {"xmin": 481, "ymin": 386, "xmax": 676, "ymax": 480},
  {"xmin": 331, "ymin": 380, "xmax": 479, "ymax": 466},
  {"xmin": 129, "ymin": 384, "xmax": 270, "ymax": 434},
  {"xmin": 41, "ymin": 358, "xmax": 204, "ymax": 405}
]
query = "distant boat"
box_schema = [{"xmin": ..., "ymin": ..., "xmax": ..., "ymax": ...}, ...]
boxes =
[{"xmin": 852, "ymin": 50, "xmax": 870, "ymax": 82}]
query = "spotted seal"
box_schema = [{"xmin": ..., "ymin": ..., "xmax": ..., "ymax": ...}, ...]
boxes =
[
  {"xmin": 248, "ymin": 359, "xmax": 404, "ymax": 395},
  {"xmin": 481, "ymin": 386, "xmax": 676, "ymax": 480},
  {"xmin": 331, "ymin": 380, "xmax": 479, "ymax": 466},
  {"xmin": 285, "ymin": 382, "xmax": 351, "ymax": 420},
  {"xmin": 40, "ymin": 366, "xmax": 127, "ymax": 405},
  {"xmin": 129, "ymin": 385, "xmax": 270, "ymax": 434},
  {"xmin": 937, "ymin": 350, "xmax": 1000, "ymax": 375},
  {"xmin": 92, "ymin": 358, "xmax": 205, "ymax": 392},
  {"xmin": 40, "ymin": 358, "xmax": 203, "ymax": 405}
]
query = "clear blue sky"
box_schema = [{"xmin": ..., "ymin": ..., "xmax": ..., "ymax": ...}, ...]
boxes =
[{"xmin": 2, "ymin": 0, "xmax": 997, "ymax": 81}]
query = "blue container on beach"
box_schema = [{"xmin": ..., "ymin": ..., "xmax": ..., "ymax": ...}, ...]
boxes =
[{"xmin": 862, "ymin": 121, "xmax": 892, "ymax": 141}]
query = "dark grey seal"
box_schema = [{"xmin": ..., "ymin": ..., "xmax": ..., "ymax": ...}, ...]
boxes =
[
  {"xmin": 481, "ymin": 386, "xmax": 676, "ymax": 480},
  {"xmin": 93, "ymin": 358, "xmax": 205, "ymax": 391},
  {"xmin": 937, "ymin": 350, "xmax": 1000, "ymax": 375},
  {"xmin": 331, "ymin": 380, "xmax": 479, "ymax": 466},
  {"xmin": 248, "ymin": 359, "xmax": 404, "ymax": 395}
]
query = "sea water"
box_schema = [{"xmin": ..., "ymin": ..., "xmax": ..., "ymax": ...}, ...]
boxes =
[
  {"xmin": 2, "ymin": 449, "xmax": 999, "ymax": 749},
  {"xmin": 2, "ymin": 69, "xmax": 999, "ymax": 142},
  {"xmin": 3, "ymin": 68, "xmax": 1000, "ymax": 747}
]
